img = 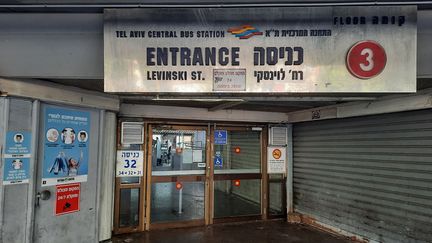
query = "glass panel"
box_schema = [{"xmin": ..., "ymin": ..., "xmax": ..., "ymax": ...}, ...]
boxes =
[
  {"xmin": 151, "ymin": 182, "xmax": 205, "ymax": 223},
  {"xmin": 214, "ymin": 131, "xmax": 261, "ymax": 174},
  {"xmin": 152, "ymin": 129, "xmax": 206, "ymax": 175},
  {"xmin": 269, "ymin": 182, "xmax": 284, "ymax": 215},
  {"xmin": 120, "ymin": 177, "xmax": 140, "ymax": 184},
  {"xmin": 119, "ymin": 188, "xmax": 140, "ymax": 227},
  {"xmin": 214, "ymin": 179, "xmax": 261, "ymax": 218}
]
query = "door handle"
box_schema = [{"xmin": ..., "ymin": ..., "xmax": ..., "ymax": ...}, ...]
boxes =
[{"xmin": 36, "ymin": 190, "xmax": 51, "ymax": 207}]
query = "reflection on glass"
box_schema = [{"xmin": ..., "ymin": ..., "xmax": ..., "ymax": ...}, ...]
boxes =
[
  {"xmin": 120, "ymin": 177, "xmax": 140, "ymax": 184},
  {"xmin": 214, "ymin": 179, "xmax": 261, "ymax": 218},
  {"xmin": 151, "ymin": 182, "xmax": 205, "ymax": 223},
  {"xmin": 214, "ymin": 131, "xmax": 261, "ymax": 174},
  {"xmin": 152, "ymin": 129, "xmax": 206, "ymax": 175},
  {"xmin": 119, "ymin": 188, "xmax": 140, "ymax": 227},
  {"xmin": 269, "ymin": 182, "xmax": 284, "ymax": 215}
]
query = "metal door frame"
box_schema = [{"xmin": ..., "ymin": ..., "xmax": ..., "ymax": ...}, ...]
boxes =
[{"xmin": 113, "ymin": 122, "xmax": 148, "ymax": 234}]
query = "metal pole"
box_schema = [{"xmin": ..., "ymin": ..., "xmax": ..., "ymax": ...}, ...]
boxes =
[{"xmin": 178, "ymin": 188, "xmax": 183, "ymax": 214}]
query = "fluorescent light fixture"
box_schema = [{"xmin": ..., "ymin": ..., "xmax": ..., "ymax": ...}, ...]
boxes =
[{"xmin": 252, "ymin": 127, "xmax": 263, "ymax": 131}]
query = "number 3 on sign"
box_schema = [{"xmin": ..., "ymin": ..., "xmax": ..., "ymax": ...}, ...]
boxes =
[
  {"xmin": 359, "ymin": 48, "xmax": 373, "ymax": 71},
  {"xmin": 346, "ymin": 40, "xmax": 387, "ymax": 79}
]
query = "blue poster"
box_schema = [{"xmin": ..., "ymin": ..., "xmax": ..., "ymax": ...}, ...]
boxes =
[
  {"xmin": 5, "ymin": 131, "xmax": 31, "ymax": 155},
  {"xmin": 3, "ymin": 131, "xmax": 32, "ymax": 185},
  {"xmin": 42, "ymin": 107, "xmax": 90, "ymax": 186},
  {"xmin": 214, "ymin": 130, "xmax": 227, "ymax": 145},
  {"xmin": 3, "ymin": 158, "xmax": 30, "ymax": 184}
]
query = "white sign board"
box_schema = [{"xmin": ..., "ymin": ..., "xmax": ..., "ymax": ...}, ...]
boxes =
[
  {"xmin": 104, "ymin": 6, "xmax": 416, "ymax": 93},
  {"xmin": 267, "ymin": 146, "xmax": 287, "ymax": 174},
  {"xmin": 116, "ymin": 150, "xmax": 144, "ymax": 177},
  {"xmin": 213, "ymin": 69, "xmax": 246, "ymax": 91}
]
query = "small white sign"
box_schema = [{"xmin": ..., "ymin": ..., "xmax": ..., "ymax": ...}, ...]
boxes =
[
  {"xmin": 192, "ymin": 150, "xmax": 203, "ymax": 163},
  {"xmin": 197, "ymin": 163, "xmax": 206, "ymax": 168},
  {"xmin": 213, "ymin": 69, "xmax": 246, "ymax": 91},
  {"xmin": 267, "ymin": 146, "xmax": 286, "ymax": 174},
  {"xmin": 183, "ymin": 149, "xmax": 193, "ymax": 164},
  {"xmin": 116, "ymin": 150, "xmax": 144, "ymax": 177}
]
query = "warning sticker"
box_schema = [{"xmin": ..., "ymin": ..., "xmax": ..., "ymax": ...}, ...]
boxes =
[
  {"xmin": 55, "ymin": 183, "xmax": 80, "ymax": 216},
  {"xmin": 267, "ymin": 146, "xmax": 286, "ymax": 174}
]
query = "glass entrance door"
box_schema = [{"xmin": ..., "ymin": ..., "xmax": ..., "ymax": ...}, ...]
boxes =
[
  {"xmin": 211, "ymin": 127, "xmax": 264, "ymax": 223},
  {"xmin": 114, "ymin": 123, "xmax": 281, "ymax": 233},
  {"xmin": 147, "ymin": 126, "xmax": 209, "ymax": 229}
]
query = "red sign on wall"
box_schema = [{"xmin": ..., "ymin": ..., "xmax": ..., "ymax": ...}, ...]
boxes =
[
  {"xmin": 346, "ymin": 40, "xmax": 387, "ymax": 79},
  {"xmin": 55, "ymin": 183, "xmax": 80, "ymax": 216}
]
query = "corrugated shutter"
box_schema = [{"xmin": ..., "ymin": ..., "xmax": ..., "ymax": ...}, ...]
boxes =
[
  {"xmin": 230, "ymin": 131, "xmax": 261, "ymax": 170},
  {"xmin": 293, "ymin": 109, "xmax": 432, "ymax": 243}
]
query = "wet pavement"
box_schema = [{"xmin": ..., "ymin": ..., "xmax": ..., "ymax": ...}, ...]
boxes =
[{"xmin": 111, "ymin": 220, "xmax": 352, "ymax": 243}]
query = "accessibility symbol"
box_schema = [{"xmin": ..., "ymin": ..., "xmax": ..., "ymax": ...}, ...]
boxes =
[
  {"xmin": 214, "ymin": 130, "xmax": 227, "ymax": 145},
  {"xmin": 214, "ymin": 156, "xmax": 223, "ymax": 167}
]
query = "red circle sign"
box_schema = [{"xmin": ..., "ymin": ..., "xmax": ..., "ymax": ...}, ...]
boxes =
[{"xmin": 346, "ymin": 40, "xmax": 387, "ymax": 79}]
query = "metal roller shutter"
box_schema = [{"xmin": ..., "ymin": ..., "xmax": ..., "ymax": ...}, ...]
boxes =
[{"xmin": 293, "ymin": 109, "xmax": 432, "ymax": 243}]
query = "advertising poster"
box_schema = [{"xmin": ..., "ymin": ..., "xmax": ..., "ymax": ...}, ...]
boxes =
[
  {"xmin": 55, "ymin": 183, "xmax": 81, "ymax": 216},
  {"xmin": 116, "ymin": 150, "xmax": 144, "ymax": 177},
  {"xmin": 3, "ymin": 131, "xmax": 32, "ymax": 185},
  {"xmin": 267, "ymin": 146, "xmax": 287, "ymax": 174},
  {"xmin": 42, "ymin": 107, "xmax": 90, "ymax": 186}
]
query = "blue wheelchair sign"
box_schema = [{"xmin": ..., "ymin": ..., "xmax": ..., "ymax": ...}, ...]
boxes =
[
  {"xmin": 214, "ymin": 130, "xmax": 227, "ymax": 145},
  {"xmin": 214, "ymin": 156, "xmax": 223, "ymax": 167}
]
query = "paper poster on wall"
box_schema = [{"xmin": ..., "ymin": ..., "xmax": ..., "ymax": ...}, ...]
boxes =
[
  {"xmin": 116, "ymin": 150, "xmax": 144, "ymax": 177},
  {"xmin": 3, "ymin": 131, "xmax": 32, "ymax": 185},
  {"xmin": 267, "ymin": 146, "xmax": 287, "ymax": 174},
  {"xmin": 42, "ymin": 107, "xmax": 90, "ymax": 186},
  {"xmin": 55, "ymin": 183, "xmax": 81, "ymax": 216}
]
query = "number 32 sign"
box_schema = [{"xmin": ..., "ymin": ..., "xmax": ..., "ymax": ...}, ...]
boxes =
[
  {"xmin": 346, "ymin": 40, "xmax": 387, "ymax": 79},
  {"xmin": 116, "ymin": 150, "xmax": 144, "ymax": 177}
]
